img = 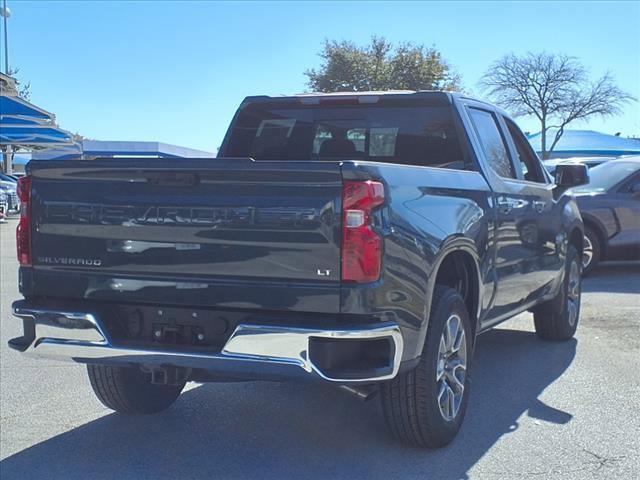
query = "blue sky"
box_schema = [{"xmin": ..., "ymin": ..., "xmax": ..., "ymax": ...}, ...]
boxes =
[{"xmin": 5, "ymin": 0, "xmax": 640, "ymax": 153}]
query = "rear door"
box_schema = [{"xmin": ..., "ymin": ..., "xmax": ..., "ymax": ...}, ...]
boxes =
[{"xmin": 463, "ymin": 104, "xmax": 551, "ymax": 321}]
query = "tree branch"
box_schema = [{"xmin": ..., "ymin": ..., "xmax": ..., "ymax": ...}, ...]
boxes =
[{"xmin": 479, "ymin": 52, "xmax": 635, "ymax": 157}]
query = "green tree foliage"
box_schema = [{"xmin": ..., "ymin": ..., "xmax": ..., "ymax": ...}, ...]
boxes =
[{"xmin": 305, "ymin": 36, "xmax": 461, "ymax": 93}]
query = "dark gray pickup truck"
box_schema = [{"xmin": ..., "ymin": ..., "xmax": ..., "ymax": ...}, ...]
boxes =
[{"xmin": 10, "ymin": 91, "xmax": 588, "ymax": 447}]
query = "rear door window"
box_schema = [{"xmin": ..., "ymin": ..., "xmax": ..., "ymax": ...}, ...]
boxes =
[
  {"xmin": 503, "ymin": 117, "xmax": 547, "ymax": 183},
  {"xmin": 467, "ymin": 108, "xmax": 515, "ymax": 179}
]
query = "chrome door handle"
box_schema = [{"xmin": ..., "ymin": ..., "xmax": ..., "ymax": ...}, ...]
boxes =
[
  {"xmin": 497, "ymin": 196, "xmax": 531, "ymax": 213},
  {"xmin": 497, "ymin": 196, "xmax": 512, "ymax": 213},
  {"xmin": 511, "ymin": 199, "xmax": 529, "ymax": 209}
]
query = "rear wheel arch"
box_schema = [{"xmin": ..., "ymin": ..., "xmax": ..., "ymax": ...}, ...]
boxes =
[
  {"xmin": 418, "ymin": 245, "xmax": 482, "ymax": 357},
  {"xmin": 433, "ymin": 250, "xmax": 481, "ymax": 331},
  {"xmin": 581, "ymin": 216, "xmax": 607, "ymax": 259},
  {"xmin": 569, "ymin": 227, "xmax": 584, "ymax": 255}
]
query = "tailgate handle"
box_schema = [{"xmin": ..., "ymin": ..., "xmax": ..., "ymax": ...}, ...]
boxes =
[{"xmin": 146, "ymin": 172, "xmax": 200, "ymax": 187}]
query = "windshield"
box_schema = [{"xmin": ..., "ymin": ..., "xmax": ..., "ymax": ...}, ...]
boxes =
[
  {"xmin": 572, "ymin": 161, "xmax": 640, "ymax": 192},
  {"xmin": 221, "ymin": 101, "xmax": 472, "ymax": 170}
]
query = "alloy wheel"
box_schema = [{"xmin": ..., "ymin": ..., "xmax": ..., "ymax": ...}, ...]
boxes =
[
  {"xmin": 582, "ymin": 234, "xmax": 593, "ymax": 270},
  {"xmin": 567, "ymin": 259, "xmax": 581, "ymax": 327},
  {"xmin": 436, "ymin": 314, "xmax": 467, "ymax": 422}
]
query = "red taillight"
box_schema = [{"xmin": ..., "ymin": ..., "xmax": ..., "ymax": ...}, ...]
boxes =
[
  {"xmin": 341, "ymin": 180, "xmax": 384, "ymax": 283},
  {"xmin": 16, "ymin": 176, "xmax": 32, "ymax": 266}
]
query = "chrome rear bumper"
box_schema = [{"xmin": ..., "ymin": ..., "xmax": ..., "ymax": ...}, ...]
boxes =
[{"xmin": 10, "ymin": 302, "xmax": 403, "ymax": 383}]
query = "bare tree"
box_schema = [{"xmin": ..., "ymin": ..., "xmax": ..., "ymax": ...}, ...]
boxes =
[
  {"xmin": 7, "ymin": 67, "xmax": 31, "ymax": 100},
  {"xmin": 480, "ymin": 52, "xmax": 635, "ymax": 159}
]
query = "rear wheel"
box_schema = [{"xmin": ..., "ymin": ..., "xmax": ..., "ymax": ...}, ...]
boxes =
[
  {"xmin": 87, "ymin": 364, "xmax": 185, "ymax": 414},
  {"xmin": 534, "ymin": 244, "xmax": 582, "ymax": 341},
  {"xmin": 381, "ymin": 286, "xmax": 472, "ymax": 448}
]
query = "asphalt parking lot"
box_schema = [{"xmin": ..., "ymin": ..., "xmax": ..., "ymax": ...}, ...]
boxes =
[{"xmin": 1, "ymin": 215, "xmax": 638, "ymax": 480}]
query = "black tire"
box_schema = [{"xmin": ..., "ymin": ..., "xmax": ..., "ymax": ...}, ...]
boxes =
[
  {"xmin": 87, "ymin": 364, "xmax": 185, "ymax": 414},
  {"xmin": 533, "ymin": 244, "xmax": 582, "ymax": 341},
  {"xmin": 381, "ymin": 286, "xmax": 473, "ymax": 448},
  {"xmin": 582, "ymin": 226, "xmax": 600, "ymax": 276}
]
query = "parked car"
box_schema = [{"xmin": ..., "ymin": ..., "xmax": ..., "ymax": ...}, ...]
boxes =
[
  {"xmin": 570, "ymin": 157, "xmax": 640, "ymax": 274},
  {"xmin": 543, "ymin": 156, "xmax": 614, "ymax": 176},
  {"xmin": 8, "ymin": 91, "xmax": 588, "ymax": 448},
  {"xmin": 0, "ymin": 183, "xmax": 19, "ymax": 214},
  {"xmin": 0, "ymin": 173, "xmax": 18, "ymax": 183},
  {"xmin": 0, "ymin": 190, "xmax": 7, "ymax": 223}
]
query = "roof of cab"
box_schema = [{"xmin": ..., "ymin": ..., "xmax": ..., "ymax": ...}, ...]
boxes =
[{"xmin": 241, "ymin": 90, "xmax": 458, "ymax": 105}]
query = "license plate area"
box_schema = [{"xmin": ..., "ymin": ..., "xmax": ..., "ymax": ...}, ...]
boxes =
[{"xmin": 105, "ymin": 305, "xmax": 232, "ymax": 350}]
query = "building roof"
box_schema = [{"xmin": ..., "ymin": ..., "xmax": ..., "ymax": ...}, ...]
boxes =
[
  {"xmin": 528, "ymin": 130, "xmax": 640, "ymax": 158},
  {"xmin": 31, "ymin": 140, "xmax": 214, "ymax": 160}
]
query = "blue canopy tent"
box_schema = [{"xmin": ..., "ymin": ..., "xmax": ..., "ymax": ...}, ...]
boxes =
[
  {"xmin": 0, "ymin": 94, "xmax": 54, "ymax": 119},
  {"xmin": 1, "ymin": 115, "xmax": 49, "ymax": 125},
  {"xmin": 0, "ymin": 122, "xmax": 74, "ymax": 147},
  {"xmin": 1, "ymin": 73, "xmax": 75, "ymax": 173}
]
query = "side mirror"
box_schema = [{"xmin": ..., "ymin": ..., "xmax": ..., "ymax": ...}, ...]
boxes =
[
  {"xmin": 555, "ymin": 163, "xmax": 589, "ymax": 189},
  {"xmin": 630, "ymin": 183, "xmax": 640, "ymax": 197}
]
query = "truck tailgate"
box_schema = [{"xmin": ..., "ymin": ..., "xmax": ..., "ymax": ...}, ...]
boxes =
[{"xmin": 27, "ymin": 158, "xmax": 343, "ymax": 312}]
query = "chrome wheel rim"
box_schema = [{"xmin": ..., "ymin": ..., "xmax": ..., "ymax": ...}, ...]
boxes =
[
  {"xmin": 582, "ymin": 234, "xmax": 593, "ymax": 270},
  {"xmin": 436, "ymin": 314, "xmax": 467, "ymax": 422},
  {"xmin": 567, "ymin": 259, "xmax": 581, "ymax": 327}
]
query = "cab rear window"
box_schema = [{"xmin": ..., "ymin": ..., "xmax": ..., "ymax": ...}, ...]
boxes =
[{"xmin": 222, "ymin": 102, "xmax": 473, "ymax": 170}]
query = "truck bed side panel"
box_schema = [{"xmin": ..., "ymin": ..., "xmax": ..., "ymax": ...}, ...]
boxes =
[{"xmin": 340, "ymin": 161, "xmax": 494, "ymax": 360}]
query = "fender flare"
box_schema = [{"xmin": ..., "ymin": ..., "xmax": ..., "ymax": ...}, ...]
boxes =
[
  {"xmin": 413, "ymin": 236, "xmax": 484, "ymax": 358},
  {"xmin": 579, "ymin": 213, "xmax": 607, "ymax": 258}
]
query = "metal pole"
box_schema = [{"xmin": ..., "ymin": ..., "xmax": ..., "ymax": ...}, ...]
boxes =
[
  {"xmin": 2, "ymin": 0, "xmax": 9, "ymax": 74},
  {"xmin": 1, "ymin": 147, "xmax": 9, "ymax": 174},
  {"xmin": 5, "ymin": 147, "xmax": 13, "ymax": 175},
  {"xmin": 1, "ymin": 1, "xmax": 10, "ymax": 172}
]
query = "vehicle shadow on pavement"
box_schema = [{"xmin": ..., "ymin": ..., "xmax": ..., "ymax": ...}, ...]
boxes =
[{"xmin": 0, "ymin": 329, "xmax": 576, "ymax": 480}]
